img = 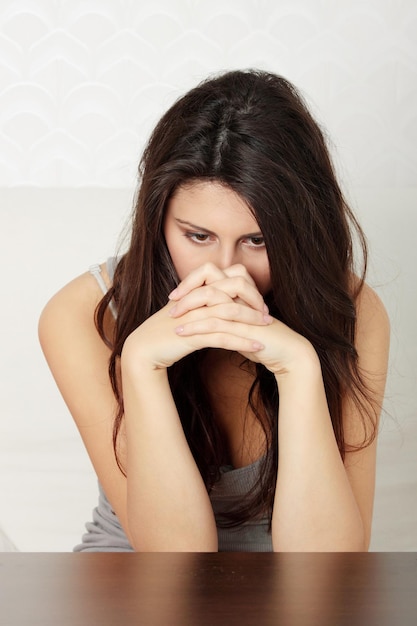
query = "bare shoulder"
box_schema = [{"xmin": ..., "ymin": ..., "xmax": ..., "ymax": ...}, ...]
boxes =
[
  {"xmin": 343, "ymin": 279, "xmax": 390, "ymax": 446},
  {"xmin": 38, "ymin": 261, "xmax": 112, "ymax": 346},
  {"xmin": 343, "ymin": 280, "xmax": 390, "ymax": 453},
  {"xmin": 355, "ymin": 280, "xmax": 389, "ymax": 322},
  {"xmin": 38, "ymin": 264, "xmax": 116, "ymax": 426},
  {"xmin": 39, "ymin": 263, "xmax": 110, "ymax": 326},
  {"xmin": 355, "ymin": 281, "xmax": 390, "ymax": 359}
]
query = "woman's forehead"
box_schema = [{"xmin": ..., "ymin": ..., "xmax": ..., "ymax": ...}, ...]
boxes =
[{"xmin": 168, "ymin": 180, "xmax": 259, "ymax": 229}]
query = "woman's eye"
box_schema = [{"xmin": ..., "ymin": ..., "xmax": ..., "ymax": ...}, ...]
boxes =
[
  {"xmin": 245, "ymin": 236, "xmax": 265, "ymax": 247},
  {"xmin": 186, "ymin": 232, "xmax": 210, "ymax": 243}
]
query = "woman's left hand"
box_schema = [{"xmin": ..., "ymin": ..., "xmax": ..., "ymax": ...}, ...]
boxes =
[{"xmin": 169, "ymin": 263, "xmax": 317, "ymax": 377}]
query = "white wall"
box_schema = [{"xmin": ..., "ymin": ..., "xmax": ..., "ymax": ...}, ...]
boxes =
[{"xmin": 1, "ymin": 0, "xmax": 416, "ymax": 551}]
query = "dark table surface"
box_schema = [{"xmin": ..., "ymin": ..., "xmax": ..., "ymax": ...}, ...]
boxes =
[{"xmin": 1, "ymin": 552, "xmax": 416, "ymax": 626}]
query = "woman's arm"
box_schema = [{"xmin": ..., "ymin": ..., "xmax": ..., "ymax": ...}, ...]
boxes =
[
  {"xmin": 39, "ymin": 271, "xmax": 219, "ymax": 551},
  {"xmin": 173, "ymin": 273, "xmax": 390, "ymax": 551},
  {"xmin": 269, "ymin": 284, "xmax": 389, "ymax": 551},
  {"xmin": 119, "ymin": 265, "xmax": 269, "ymax": 550},
  {"xmin": 120, "ymin": 355, "xmax": 218, "ymax": 551}
]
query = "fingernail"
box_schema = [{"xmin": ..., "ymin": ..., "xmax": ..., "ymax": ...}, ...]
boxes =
[
  {"xmin": 169, "ymin": 305, "xmax": 177, "ymax": 316},
  {"xmin": 263, "ymin": 303, "xmax": 269, "ymax": 314},
  {"xmin": 168, "ymin": 288, "xmax": 178, "ymax": 300},
  {"xmin": 263, "ymin": 314, "xmax": 273, "ymax": 324},
  {"xmin": 175, "ymin": 325, "xmax": 184, "ymax": 334}
]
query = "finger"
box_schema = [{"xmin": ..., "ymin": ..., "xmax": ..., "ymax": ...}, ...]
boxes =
[
  {"xmin": 174, "ymin": 316, "xmax": 268, "ymax": 342},
  {"xmin": 173, "ymin": 301, "xmax": 273, "ymax": 325},
  {"xmin": 168, "ymin": 263, "xmax": 226, "ymax": 301},
  {"xmin": 179, "ymin": 331, "xmax": 265, "ymax": 353},
  {"xmin": 221, "ymin": 265, "xmax": 267, "ymax": 312},
  {"xmin": 204, "ymin": 276, "xmax": 266, "ymax": 313},
  {"xmin": 169, "ymin": 285, "xmax": 233, "ymax": 317},
  {"xmin": 223, "ymin": 263, "xmax": 257, "ymax": 287}
]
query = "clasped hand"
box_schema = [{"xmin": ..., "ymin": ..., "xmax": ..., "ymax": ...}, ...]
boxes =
[{"xmin": 122, "ymin": 263, "xmax": 315, "ymax": 376}]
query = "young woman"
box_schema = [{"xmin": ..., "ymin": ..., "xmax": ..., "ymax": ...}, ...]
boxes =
[{"xmin": 39, "ymin": 69, "xmax": 390, "ymax": 552}]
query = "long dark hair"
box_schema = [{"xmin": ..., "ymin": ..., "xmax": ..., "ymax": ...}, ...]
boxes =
[{"xmin": 96, "ymin": 69, "xmax": 375, "ymax": 526}]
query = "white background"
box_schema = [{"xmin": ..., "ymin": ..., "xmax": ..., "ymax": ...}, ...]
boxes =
[{"xmin": 0, "ymin": 0, "xmax": 416, "ymax": 551}]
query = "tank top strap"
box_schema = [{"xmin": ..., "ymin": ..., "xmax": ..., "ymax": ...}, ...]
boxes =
[
  {"xmin": 89, "ymin": 259, "xmax": 117, "ymax": 319},
  {"xmin": 106, "ymin": 257, "xmax": 118, "ymax": 282}
]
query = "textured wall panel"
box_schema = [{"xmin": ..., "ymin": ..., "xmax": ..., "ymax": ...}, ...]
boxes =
[{"xmin": 0, "ymin": 0, "xmax": 415, "ymax": 187}]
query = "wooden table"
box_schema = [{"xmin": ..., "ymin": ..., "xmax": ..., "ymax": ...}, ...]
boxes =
[{"xmin": 1, "ymin": 552, "xmax": 416, "ymax": 625}]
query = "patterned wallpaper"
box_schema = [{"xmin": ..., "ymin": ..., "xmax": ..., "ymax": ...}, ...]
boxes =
[{"xmin": 0, "ymin": 0, "xmax": 416, "ymax": 187}]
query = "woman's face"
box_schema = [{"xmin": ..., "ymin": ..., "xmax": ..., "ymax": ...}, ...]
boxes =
[{"xmin": 163, "ymin": 180, "xmax": 271, "ymax": 295}]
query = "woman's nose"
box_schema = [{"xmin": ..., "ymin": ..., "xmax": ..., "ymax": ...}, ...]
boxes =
[{"xmin": 215, "ymin": 246, "xmax": 240, "ymax": 270}]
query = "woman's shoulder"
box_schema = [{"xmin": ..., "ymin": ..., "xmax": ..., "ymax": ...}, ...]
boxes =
[
  {"xmin": 39, "ymin": 263, "xmax": 110, "ymax": 326},
  {"xmin": 38, "ymin": 263, "xmax": 114, "ymax": 374},
  {"xmin": 355, "ymin": 280, "xmax": 390, "ymax": 338},
  {"xmin": 353, "ymin": 280, "xmax": 390, "ymax": 379}
]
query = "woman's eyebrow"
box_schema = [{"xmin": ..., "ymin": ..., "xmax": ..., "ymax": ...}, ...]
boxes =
[
  {"xmin": 175, "ymin": 218, "xmax": 216, "ymax": 235},
  {"xmin": 174, "ymin": 218, "xmax": 263, "ymax": 238}
]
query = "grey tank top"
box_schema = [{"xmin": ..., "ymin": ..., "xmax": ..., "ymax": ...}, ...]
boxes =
[{"xmin": 74, "ymin": 259, "xmax": 273, "ymax": 552}]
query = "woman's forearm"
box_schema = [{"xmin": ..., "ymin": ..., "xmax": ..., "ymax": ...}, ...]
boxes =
[
  {"xmin": 271, "ymin": 355, "xmax": 365, "ymax": 552},
  {"xmin": 121, "ymin": 355, "xmax": 218, "ymax": 552}
]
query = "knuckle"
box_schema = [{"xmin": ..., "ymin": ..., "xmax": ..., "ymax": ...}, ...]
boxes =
[
  {"xmin": 232, "ymin": 263, "xmax": 247, "ymax": 275},
  {"xmin": 209, "ymin": 317, "xmax": 221, "ymax": 331},
  {"xmin": 204, "ymin": 285, "xmax": 217, "ymax": 299},
  {"xmin": 202, "ymin": 262, "xmax": 217, "ymax": 274},
  {"xmin": 231, "ymin": 302, "xmax": 243, "ymax": 319}
]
